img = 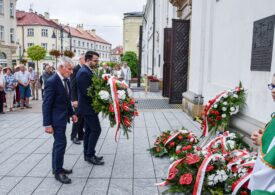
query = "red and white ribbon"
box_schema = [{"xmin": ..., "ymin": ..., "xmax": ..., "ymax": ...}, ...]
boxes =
[
  {"xmin": 164, "ymin": 131, "xmax": 181, "ymax": 146},
  {"xmin": 108, "ymin": 76, "xmax": 121, "ymax": 142},
  {"xmin": 231, "ymin": 173, "xmax": 252, "ymax": 195}
]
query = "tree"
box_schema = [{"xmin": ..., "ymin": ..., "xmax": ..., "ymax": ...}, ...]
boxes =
[
  {"xmin": 49, "ymin": 49, "xmax": 61, "ymax": 67},
  {"xmin": 64, "ymin": 50, "xmax": 75, "ymax": 58},
  {"xmin": 27, "ymin": 45, "xmax": 46, "ymax": 71},
  {"xmin": 121, "ymin": 51, "xmax": 138, "ymax": 78}
]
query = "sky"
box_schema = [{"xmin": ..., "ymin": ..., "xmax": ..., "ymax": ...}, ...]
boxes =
[{"xmin": 16, "ymin": 0, "xmax": 147, "ymax": 47}]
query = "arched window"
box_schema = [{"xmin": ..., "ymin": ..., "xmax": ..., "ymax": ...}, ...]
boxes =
[{"xmin": 0, "ymin": 52, "xmax": 7, "ymax": 67}]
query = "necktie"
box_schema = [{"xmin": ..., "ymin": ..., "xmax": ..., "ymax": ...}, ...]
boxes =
[{"xmin": 63, "ymin": 78, "xmax": 69, "ymax": 98}]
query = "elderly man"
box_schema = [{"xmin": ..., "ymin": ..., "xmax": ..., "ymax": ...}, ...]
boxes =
[
  {"xmin": 17, "ymin": 64, "xmax": 31, "ymax": 109},
  {"xmin": 0, "ymin": 65, "xmax": 4, "ymax": 114},
  {"xmin": 42, "ymin": 57, "xmax": 78, "ymax": 184},
  {"xmin": 41, "ymin": 64, "xmax": 54, "ymax": 99},
  {"xmin": 122, "ymin": 62, "xmax": 131, "ymax": 87},
  {"xmin": 70, "ymin": 54, "xmax": 85, "ymax": 145},
  {"xmin": 29, "ymin": 67, "xmax": 39, "ymax": 100}
]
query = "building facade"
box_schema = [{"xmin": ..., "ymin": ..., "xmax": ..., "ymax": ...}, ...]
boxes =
[
  {"xmin": 15, "ymin": 10, "xmax": 111, "ymax": 70},
  {"xmin": 123, "ymin": 12, "xmax": 143, "ymax": 56},
  {"xmin": 111, "ymin": 46, "xmax": 123, "ymax": 63},
  {"xmin": 0, "ymin": 0, "xmax": 17, "ymax": 67}
]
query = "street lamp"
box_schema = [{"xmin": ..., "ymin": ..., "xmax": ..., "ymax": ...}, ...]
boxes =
[{"xmin": 52, "ymin": 25, "xmax": 72, "ymax": 55}]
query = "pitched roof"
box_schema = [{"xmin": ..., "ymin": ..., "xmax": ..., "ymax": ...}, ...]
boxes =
[{"xmin": 112, "ymin": 46, "xmax": 123, "ymax": 55}]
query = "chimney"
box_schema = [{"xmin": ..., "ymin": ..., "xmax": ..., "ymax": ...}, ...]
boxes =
[
  {"xmin": 76, "ymin": 24, "xmax": 84, "ymax": 31},
  {"xmin": 44, "ymin": 12, "xmax": 50, "ymax": 20},
  {"xmin": 87, "ymin": 29, "xmax": 96, "ymax": 36}
]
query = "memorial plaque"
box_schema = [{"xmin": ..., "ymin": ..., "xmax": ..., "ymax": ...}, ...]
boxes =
[{"xmin": 251, "ymin": 15, "xmax": 275, "ymax": 71}]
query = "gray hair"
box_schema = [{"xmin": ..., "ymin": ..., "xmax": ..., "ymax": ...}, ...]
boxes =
[{"xmin": 57, "ymin": 56, "xmax": 74, "ymax": 68}]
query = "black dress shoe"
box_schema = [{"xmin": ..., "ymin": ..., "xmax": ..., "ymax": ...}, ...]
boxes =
[
  {"xmin": 84, "ymin": 155, "xmax": 103, "ymax": 161},
  {"xmin": 55, "ymin": 173, "xmax": 72, "ymax": 184},
  {"xmin": 86, "ymin": 156, "xmax": 104, "ymax": 165},
  {"xmin": 52, "ymin": 168, "xmax": 73, "ymax": 175},
  {"xmin": 72, "ymin": 138, "xmax": 81, "ymax": 145}
]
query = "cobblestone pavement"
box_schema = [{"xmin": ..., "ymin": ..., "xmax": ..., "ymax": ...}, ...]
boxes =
[{"xmin": 0, "ymin": 92, "xmax": 201, "ymax": 195}]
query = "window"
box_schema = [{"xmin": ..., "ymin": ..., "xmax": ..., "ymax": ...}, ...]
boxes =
[
  {"xmin": 0, "ymin": 0, "xmax": 3, "ymax": 15},
  {"xmin": 41, "ymin": 29, "xmax": 48, "ymax": 37},
  {"xmin": 78, "ymin": 41, "xmax": 80, "ymax": 47},
  {"xmin": 99, "ymin": 45, "xmax": 102, "ymax": 50},
  {"xmin": 91, "ymin": 44, "xmax": 93, "ymax": 49},
  {"xmin": 82, "ymin": 42, "xmax": 84, "ymax": 47},
  {"xmin": 87, "ymin": 43, "xmax": 89, "ymax": 48},
  {"xmin": 41, "ymin": 43, "xmax": 47, "ymax": 50},
  {"xmin": 27, "ymin": 43, "xmax": 34, "ymax": 48},
  {"xmin": 52, "ymin": 44, "xmax": 55, "ymax": 49},
  {"xmin": 73, "ymin": 40, "xmax": 76, "ymax": 46},
  {"xmin": 27, "ymin": 28, "xmax": 34, "ymax": 36},
  {"xmin": 10, "ymin": 28, "xmax": 14, "ymax": 43},
  {"xmin": 10, "ymin": 3, "xmax": 14, "ymax": 17},
  {"xmin": 0, "ymin": 26, "xmax": 4, "ymax": 41}
]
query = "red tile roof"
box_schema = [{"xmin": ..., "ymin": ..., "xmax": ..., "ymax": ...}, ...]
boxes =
[{"xmin": 112, "ymin": 46, "xmax": 123, "ymax": 55}]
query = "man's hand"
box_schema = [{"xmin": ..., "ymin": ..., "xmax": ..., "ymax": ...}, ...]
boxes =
[
  {"xmin": 72, "ymin": 115, "xmax": 78, "ymax": 123},
  {"xmin": 45, "ymin": 126, "xmax": 54, "ymax": 134},
  {"xmin": 72, "ymin": 101, "xmax": 78, "ymax": 108},
  {"xmin": 251, "ymin": 129, "xmax": 263, "ymax": 146}
]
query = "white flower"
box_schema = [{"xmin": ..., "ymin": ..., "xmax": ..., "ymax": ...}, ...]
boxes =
[
  {"xmin": 170, "ymin": 157, "xmax": 175, "ymax": 162},
  {"xmin": 222, "ymin": 107, "xmax": 227, "ymax": 111},
  {"xmin": 176, "ymin": 145, "xmax": 182, "ymax": 151},
  {"xmin": 226, "ymin": 140, "xmax": 236, "ymax": 149},
  {"xmin": 189, "ymin": 138, "xmax": 194, "ymax": 143},
  {"xmin": 222, "ymin": 114, "xmax": 227, "ymax": 118},
  {"xmin": 208, "ymin": 181, "xmax": 214, "ymax": 186},
  {"xmin": 223, "ymin": 94, "xmax": 228, "ymax": 99},
  {"xmin": 230, "ymin": 107, "xmax": 235, "ymax": 112},
  {"xmin": 202, "ymin": 150, "xmax": 208, "ymax": 156},
  {"xmin": 179, "ymin": 129, "xmax": 189, "ymax": 134},
  {"xmin": 117, "ymin": 90, "xmax": 126, "ymax": 100},
  {"xmin": 228, "ymin": 133, "xmax": 237, "ymax": 139},
  {"xmin": 213, "ymin": 104, "xmax": 218, "ymax": 108},
  {"xmin": 98, "ymin": 90, "xmax": 110, "ymax": 101},
  {"xmin": 233, "ymin": 94, "xmax": 238, "ymax": 98},
  {"xmin": 208, "ymin": 174, "xmax": 215, "ymax": 181},
  {"xmin": 223, "ymin": 102, "xmax": 228, "ymax": 106}
]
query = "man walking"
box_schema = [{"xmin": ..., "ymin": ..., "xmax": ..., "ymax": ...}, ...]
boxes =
[
  {"xmin": 70, "ymin": 54, "xmax": 85, "ymax": 144},
  {"xmin": 43, "ymin": 57, "xmax": 78, "ymax": 184},
  {"xmin": 76, "ymin": 51, "xmax": 104, "ymax": 165}
]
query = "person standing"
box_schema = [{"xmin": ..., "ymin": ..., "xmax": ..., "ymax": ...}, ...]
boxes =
[
  {"xmin": 112, "ymin": 64, "xmax": 124, "ymax": 81},
  {"xmin": 76, "ymin": 51, "xmax": 104, "ymax": 165},
  {"xmin": 14, "ymin": 65, "xmax": 21, "ymax": 108},
  {"xmin": 248, "ymin": 73, "xmax": 275, "ymax": 194},
  {"xmin": 0, "ymin": 65, "xmax": 4, "ymax": 114},
  {"xmin": 4, "ymin": 67, "xmax": 17, "ymax": 112},
  {"xmin": 41, "ymin": 64, "xmax": 54, "ymax": 99},
  {"xmin": 70, "ymin": 54, "xmax": 85, "ymax": 145},
  {"xmin": 43, "ymin": 57, "xmax": 78, "ymax": 184},
  {"xmin": 102, "ymin": 62, "xmax": 111, "ymax": 74},
  {"xmin": 122, "ymin": 62, "xmax": 131, "ymax": 87},
  {"xmin": 17, "ymin": 64, "xmax": 31, "ymax": 109},
  {"xmin": 29, "ymin": 67, "xmax": 39, "ymax": 100}
]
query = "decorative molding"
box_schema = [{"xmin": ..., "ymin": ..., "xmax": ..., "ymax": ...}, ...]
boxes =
[{"xmin": 169, "ymin": 0, "xmax": 192, "ymax": 18}]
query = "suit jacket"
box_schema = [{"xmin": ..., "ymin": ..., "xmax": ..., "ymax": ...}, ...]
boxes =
[
  {"xmin": 76, "ymin": 65, "xmax": 96, "ymax": 116},
  {"xmin": 70, "ymin": 64, "xmax": 81, "ymax": 101},
  {"xmin": 42, "ymin": 73, "xmax": 74, "ymax": 127}
]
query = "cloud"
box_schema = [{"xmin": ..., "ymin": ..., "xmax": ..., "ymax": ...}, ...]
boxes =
[{"xmin": 16, "ymin": 0, "xmax": 146, "ymax": 47}]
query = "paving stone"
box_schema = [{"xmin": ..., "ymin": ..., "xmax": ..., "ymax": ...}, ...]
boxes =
[
  {"xmin": 112, "ymin": 154, "xmax": 133, "ymax": 179},
  {"xmin": 89, "ymin": 154, "xmax": 115, "ymax": 178},
  {"xmin": 0, "ymin": 153, "xmax": 28, "ymax": 176},
  {"xmin": 134, "ymin": 154, "xmax": 155, "ymax": 179},
  {"xmin": 57, "ymin": 178, "xmax": 86, "ymax": 195},
  {"xmin": 66, "ymin": 143, "xmax": 83, "ymax": 155},
  {"xmin": 70, "ymin": 155, "xmax": 93, "ymax": 178},
  {"xmin": 134, "ymin": 179, "xmax": 159, "ymax": 195},
  {"xmin": 0, "ymin": 138, "xmax": 19, "ymax": 153},
  {"xmin": 18, "ymin": 139, "xmax": 48, "ymax": 154},
  {"xmin": 28, "ymin": 154, "xmax": 51, "ymax": 177},
  {"xmin": 99, "ymin": 139, "xmax": 118, "ymax": 155},
  {"xmin": 152, "ymin": 157, "xmax": 170, "ymax": 179},
  {"xmin": 134, "ymin": 137, "xmax": 150, "ymax": 154},
  {"xmin": 32, "ymin": 178, "xmax": 62, "ymax": 195},
  {"xmin": 117, "ymin": 139, "xmax": 133, "ymax": 154},
  {"xmin": 34, "ymin": 138, "xmax": 53, "ymax": 154},
  {"xmin": 108, "ymin": 179, "xmax": 132, "ymax": 195},
  {"xmin": 144, "ymin": 112, "xmax": 158, "ymax": 128},
  {"xmin": 82, "ymin": 179, "xmax": 109, "ymax": 195},
  {"xmin": 8, "ymin": 177, "xmax": 43, "ymax": 195},
  {"xmin": 0, "ymin": 176, "xmax": 22, "ymax": 194},
  {"xmin": 134, "ymin": 127, "xmax": 148, "ymax": 138},
  {"xmin": 153, "ymin": 112, "xmax": 172, "ymax": 130},
  {"xmin": 7, "ymin": 154, "xmax": 46, "ymax": 176}
]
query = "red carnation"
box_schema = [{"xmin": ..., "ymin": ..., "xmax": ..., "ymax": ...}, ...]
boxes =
[
  {"xmin": 156, "ymin": 147, "xmax": 161, "ymax": 152},
  {"xmin": 109, "ymin": 104, "xmax": 114, "ymax": 113},
  {"xmin": 167, "ymin": 169, "xmax": 178, "ymax": 180},
  {"xmin": 196, "ymin": 147, "xmax": 202, "ymax": 151},
  {"xmin": 177, "ymin": 134, "xmax": 183, "ymax": 140},
  {"xmin": 103, "ymin": 75, "xmax": 109, "ymax": 81},
  {"xmin": 231, "ymin": 165, "xmax": 238, "ymax": 173},
  {"xmin": 240, "ymin": 191, "xmax": 248, "ymax": 195},
  {"xmin": 176, "ymin": 149, "xmax": 181, "ymax": 155},
  {"xmin": 215, "ymin": 111, "xmax": 220, "ymax": 115},
  {"xmin": 210, "ymin": 110, "xmax": 215, "ymax": 115},
  {"xmin": 130, "ymin": 99, "xmax": 135, "ymax": 105},
  {"xmin": 186, "ymin": 145, "xmax": 192, "ymax": 150},
  {"xmin": 216, "ymin": 116, "xmax": 222, "ymax": 121},
  {"xmin": 211, "ymin": 122, "xmax": 216, "ymax": 126},
  {"xmin": 208, "ymin": 118, "xmax": 213, "ymax": 122},
  {"xmin": 179, "ymin": 173, "xmax": 193, "ymax": 185},
  {"xmin": 235, "ymin": 87, "xmax": 241, "ymax": 92},
  {"xmin": 206, "ymin": 165, "xmax": 214, "ymax": 172},
  {"xmin": 186, "ymin": 153, "xmax": 200, "ymax": 165},
  {"xmin": 169, "ymin": 142, "xmax": 176, "ymax": 147},
  {"xmin": 187, "ymin": 134, "xmax": 193, "ymax": 139},
  {"xmin": 122, "ymin": 102, "xmax": 130, "ymax": 111},
  {"xmin": 123, "ymin": 117, "xmax": 131, "ymax": 127},
  {"xmin": 182, "ymin": 146, "xmax": 187, "ymax": 151},
  {"xmin": 134, "ymin": 111, "xmax": 139, "ymax": 116}
]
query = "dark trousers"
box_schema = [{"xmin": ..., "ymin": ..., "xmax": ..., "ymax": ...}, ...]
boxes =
[
  {"xmin": 71, "ymin": 109, "xmax": 84, "ymax": 140},
  {"xmin": 84, "ymin": 115, "xmax": 101, "ymax": 157},
  {"xmin": 0, "ymin": 91, "xmax": 4, "ymax": 112},
  {"xmin": 52, "ymin": 126, "xmax": 67, "ymax": 174}
]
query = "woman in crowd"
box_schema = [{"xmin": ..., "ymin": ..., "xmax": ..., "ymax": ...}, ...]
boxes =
[
  {"xmin": 112, "ymin": 64, "xmax": 124, "ymax": 81},
  {"xmin": 4, "ymin": 67, "xmax": 17, "ymax": 112}
]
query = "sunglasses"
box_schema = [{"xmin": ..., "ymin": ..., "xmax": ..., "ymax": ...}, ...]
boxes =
[{"xmin": 268, "ymin": 84, "xmax": 275, "ymax": 90}]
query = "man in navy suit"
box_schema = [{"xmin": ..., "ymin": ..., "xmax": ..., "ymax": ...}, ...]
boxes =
[
  {"xmin": 76, "ymin": 51, "xmax": 104, "ymax": 165},
  {"xmin": 43, "ymin": 57, "xmax": 78, "ymax": 184}
]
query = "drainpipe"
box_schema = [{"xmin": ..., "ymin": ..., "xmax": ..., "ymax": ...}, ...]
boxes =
[{"xmin": 152, "ymin": 0, "xmax": 156, "ymax": 75}]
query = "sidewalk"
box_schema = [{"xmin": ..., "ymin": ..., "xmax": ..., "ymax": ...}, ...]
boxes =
[{"xmin": 0, "ymin": 91, "xmax": 201, "ymax": 195}]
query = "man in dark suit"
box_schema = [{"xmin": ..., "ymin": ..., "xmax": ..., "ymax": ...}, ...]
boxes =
[
  {"xmin": 43, "ymin": 57, "xmax": 78, "ymax": 184},
  {"xmin": 76, "ymin": 51, "xmax": 104, "ymax": 165},
  {"xmin": 70, "ymin": 54, "xmax": 85, "ymax": 145}
]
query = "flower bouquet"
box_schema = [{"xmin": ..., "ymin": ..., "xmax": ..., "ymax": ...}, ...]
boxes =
[{"xmin": 88, "ymin": 72, "xmax": 138, "ymax": 140}]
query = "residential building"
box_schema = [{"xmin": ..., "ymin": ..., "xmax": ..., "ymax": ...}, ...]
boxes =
[
  {"xmin": 0, "ymin": 0, "xmax": 17, "ymax": 67},
  {"xmin": 123, "ymin": 12, "xmax": 142, "ymax": 56},
  {"xmin": 111, "ymin": 46, "xmax": 123, "ymax": 63}
]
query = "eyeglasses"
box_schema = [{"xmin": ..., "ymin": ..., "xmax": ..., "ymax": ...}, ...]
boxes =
[
  {"xmin": 92, "ymin": 60, "xmax": 99, "ymax": 63},
  {"xmin": 268, "ymin": 84, "xmax": 275, "ymax": 90}
]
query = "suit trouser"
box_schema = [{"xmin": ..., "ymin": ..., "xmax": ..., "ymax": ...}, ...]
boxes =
[
  {"xmin": 52, "ymin": 126, "xmax": 67, "ymax": 174},
  {"xmin": 0, "ymin": 91, "xmax": 4, "ymax": 112},
  {"xmin": 71, "ymin": 108, "xmax": 84, "ymax": 140},
  {"xmin": 83, "ymin": 115, "xmax": 101, "ymax": 157}
]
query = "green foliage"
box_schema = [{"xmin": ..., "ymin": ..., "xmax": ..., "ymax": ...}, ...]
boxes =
[
  {"xmin": 63, "ymin": 50, "xmax": 75, "ymax": 58},
  {"xmin": 100, "ymin": 61, "xmax": 116, "ymax": 68},
  {"xmin": 121, "ymin": 51, "xmax": 138, "ymax": 78},
  {"xmin": 49, "ymin": 49, "xmax": 61, "ymax": 57},
  {"xmin": 27, "ymin": 45, "xmax": 46, "ymax": 62}
]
